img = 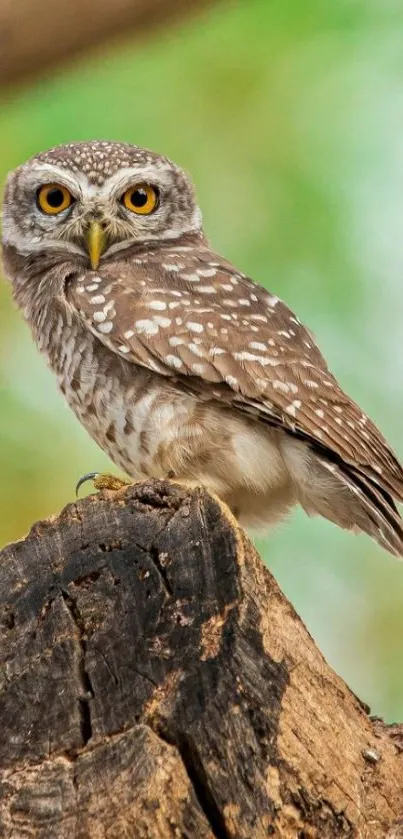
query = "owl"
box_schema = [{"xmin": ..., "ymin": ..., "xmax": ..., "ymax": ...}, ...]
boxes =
[{"xmin": 2, "ymin": 141, "xmax": 403, "ymax": 556}]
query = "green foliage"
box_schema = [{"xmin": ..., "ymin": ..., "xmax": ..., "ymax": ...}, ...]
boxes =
[{"xmin": 1, "ymin": 0, "xmax": 402, "ymax": 718}]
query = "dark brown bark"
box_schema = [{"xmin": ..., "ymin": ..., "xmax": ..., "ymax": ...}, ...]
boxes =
[
  {"xmin": 0, "ymin": 480, "xmax": 402, "ymax": 838},
  {"xmin": 0, "ymin": 0, "xmax": 218, "ymax": 90}
]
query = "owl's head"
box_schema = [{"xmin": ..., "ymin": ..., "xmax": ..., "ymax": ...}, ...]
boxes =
[{"xmin": 2, "ymin": 141, "xmax": 203, "ymax": 270}]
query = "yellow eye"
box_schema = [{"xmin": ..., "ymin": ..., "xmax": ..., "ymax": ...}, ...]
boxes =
[
  {"xmin": 122, "ymin": 183, "xmax": 158, "ymax": 215},
  {"xmin": 37, "ymin": 183, "xmax": 73, "ymax": 214}
]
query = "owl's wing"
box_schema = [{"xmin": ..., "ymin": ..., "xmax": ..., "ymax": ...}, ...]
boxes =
[{"xmin": 67, "ymin": 245, "xmax": 403, "ymax": 504}]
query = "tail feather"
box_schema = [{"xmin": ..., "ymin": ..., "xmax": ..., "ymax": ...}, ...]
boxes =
[{"xmin": 300, "ymin": 457, "xmax": 403, "ymax": 558}]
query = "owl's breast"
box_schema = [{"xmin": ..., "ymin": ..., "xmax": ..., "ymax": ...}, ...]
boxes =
[
  {"xmin": 46, "ymin": 313, "xmax": 197, "ymax": 479},
  {"xmin": 44, "ymin": 311, "xmax": 292, "ymax": 518}
]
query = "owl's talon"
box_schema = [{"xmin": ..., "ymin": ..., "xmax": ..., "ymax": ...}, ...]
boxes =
[
  {"xmin": 75, "ymin": 471, "xmax": 99, "ymax": 497},
  {"xmin": 75, "ymin": 471, "xmax": 130, "ymax": 496}
]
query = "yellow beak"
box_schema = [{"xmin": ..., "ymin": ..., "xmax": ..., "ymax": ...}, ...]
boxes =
[{"xmin": 86, "ymin": 220, "xmax": 107, "ymax": 269}]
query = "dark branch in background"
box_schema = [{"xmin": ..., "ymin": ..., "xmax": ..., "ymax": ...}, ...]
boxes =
[
  {"xmin": 0, "ymin": 0, "xmax": 220, "ymax": 90},
  {"xmin": 0, "ymin": 480, "xmax": 402, "ymax": 838}
]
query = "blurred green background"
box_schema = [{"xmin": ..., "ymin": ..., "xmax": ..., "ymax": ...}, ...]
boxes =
[{"xmin": 1, "ymin": 0, "xmax": 402, "ymax": 719}]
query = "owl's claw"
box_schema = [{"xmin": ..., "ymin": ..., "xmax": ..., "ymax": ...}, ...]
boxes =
[
  {"xmin": 75, "ymin": 472, "xmax": 99, "ymax": 497},
  {"xmin": 75, "ymin": 471, "xmax": 130, "ymax": 496}
]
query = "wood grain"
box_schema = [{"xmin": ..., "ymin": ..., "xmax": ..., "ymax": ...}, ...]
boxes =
[{"xmin": 0, "ymin": 480, "xmax": 402, "ymax": 837}]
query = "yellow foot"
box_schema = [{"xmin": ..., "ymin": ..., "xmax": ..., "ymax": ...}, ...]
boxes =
[{"xmin": 75, "ymin": 471, "xmax": 131, "ymax": 496}]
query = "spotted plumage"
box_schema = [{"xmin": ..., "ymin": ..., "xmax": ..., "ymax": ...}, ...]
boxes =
[{"xmin": 2, "ymin": 140, "xmax": 403, "ymax": 555}]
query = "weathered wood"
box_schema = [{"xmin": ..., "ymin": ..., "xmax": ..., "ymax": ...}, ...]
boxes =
[
  {"xmin": 0, "ymin": 480, "xmax": 402, "ymax": 838},
  {"xmin": 0, "ymin": 0, "xmax": 219, "ymax": 90}
]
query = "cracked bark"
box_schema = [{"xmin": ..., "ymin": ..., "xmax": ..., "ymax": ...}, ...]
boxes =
[
  {"xmin": 0, "ymin": 480, "xmax": 402, "ymax": 838},
  {"xmin": 0, "ymin": 0, "xmax": 220, "ymax": 90}
]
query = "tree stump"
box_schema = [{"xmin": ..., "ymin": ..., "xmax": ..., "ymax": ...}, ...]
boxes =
[{"xmin": 0, "ymin": 480, "xmax": 402, "ymax": 838}]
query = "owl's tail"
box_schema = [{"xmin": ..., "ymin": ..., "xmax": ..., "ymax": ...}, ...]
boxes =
[{"xmin": 299, "ymin": 456, "xmax": 403, "ymax": 558}]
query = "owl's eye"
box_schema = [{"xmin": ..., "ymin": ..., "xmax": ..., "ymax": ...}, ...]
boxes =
[
  {"xmin": 37, "ymin": 184, "xmax": 73, "ymax": 214},
  {"xmin": 122, "ymin": 183, "xmax": 159, "ymax": 215}
]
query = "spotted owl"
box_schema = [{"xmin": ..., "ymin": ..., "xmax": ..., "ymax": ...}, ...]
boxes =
[{"xmin": 2, "ymin": 141, "xmax": 403, "ymax": 556}]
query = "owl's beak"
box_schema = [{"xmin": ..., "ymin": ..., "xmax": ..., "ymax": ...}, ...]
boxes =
[{"xmin": 86, "ymin": 220, "xmax": 107, "ymax": 269}]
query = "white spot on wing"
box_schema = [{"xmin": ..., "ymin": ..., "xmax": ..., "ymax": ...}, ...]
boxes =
[
  {"xmin": 153, "ymin": 316, "xmax": 171, "ymax": 328},
  {"xmin": 93, "ymin": 311, "xmax": 106, "ymax": 323},
  {"xmin": 183, "ymin": 273, "xmax": 200, "ymax": 283},
  {"xmin": 234, "ymin": 351, "xmax": 264, "ymax": 362},
  {"xmin": 192, "ymin": 363, "xmax": 206, "ymax": 374},
  {"xmin": 135, "ymin": 319, "xmax": 159, "ymax": 336},
  {"xmin": 273, "ymin": 380, "xmax": 290, "ymax": 394},
  {"xmin": 188, "ymin": 343, "xmax": 204, "ymax": 357},
  {"xmin": 97, "ymin": 321, "xmax": 113, "ymax": 334},
  {"xmin": 165, "ymin": 354, "xmax": 183, "ymax": 369},
  {"xmin": 250, "ymin": 314, "xmax": 268, "ymax": 323},
  {"xmin": 285, "ymin": 400, "xmax": 301, "ymax": 417},
  {"xmin": 148, "ymin": 300, "xmax": 167, "ymax": 311},
  {"xmin": 249, "ymin": 341, "xmax": 266, "ymax": 352},
  {"xmin": 198, "ymin": 268, "xmax": 217, "ymax": 277}
]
